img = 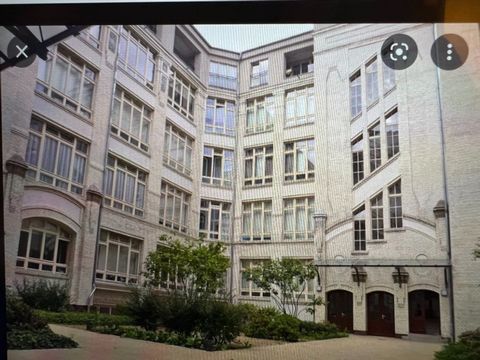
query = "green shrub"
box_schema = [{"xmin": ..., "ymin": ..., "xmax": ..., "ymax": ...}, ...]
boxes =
[
  {"xmin": 6, "ymin": 293, "xmax": 78, "ymax": 350},
  {"xmin": 16, "ymin": 279, "xmax": 69, "ymax": 312},
  {"xmin": 122, "ymin": 287, "xmax": 164, "ymax": 331},
  {"xmin": 35, "ymin": 310, "xmax": 133, "ymax": 327},
  {"xmin": 267, "ymin": 314, "xmax": 301, "ymax": 342},
  {"xmin": 8, "ymin": 328, "xmax": 78, "ymax": 350},
  {"xmin": 435, "ymin": 328, "xmax": 480, "ymax": 360}
]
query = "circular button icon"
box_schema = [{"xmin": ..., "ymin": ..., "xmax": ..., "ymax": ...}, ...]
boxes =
[
  {"xmin": 7, "ymin": 37, "xmax": 37, "ymax": 68},
  {"xmin": 431, "ymin": 34, "xmax": 468, "ymax": 70},
  {"xmin": 381, "ymin": 34, "xmax": 418, "ymax": 70}
]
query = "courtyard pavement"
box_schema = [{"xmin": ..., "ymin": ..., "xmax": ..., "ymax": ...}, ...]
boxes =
[{"xmin": 8, "ymin": 324, "xmax": 443, "ymax": 360}]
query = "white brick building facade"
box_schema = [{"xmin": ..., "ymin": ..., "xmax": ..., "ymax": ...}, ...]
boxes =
[{"xmin": 2, "ymin": 24, "xmax": 479, "ymax": 339}]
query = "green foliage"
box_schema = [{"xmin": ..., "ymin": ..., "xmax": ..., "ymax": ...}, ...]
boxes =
[
  {"xmin": 435, "ymin": 328, "xmax": 480, "ymax": 360},
  {"xmin": 245, "ymin": 258, "xmax": 319, "ymax": 316},
  {"xmin": 15, "ymin": 279, "xmax": 70, "ymax": 312},
  {"xmin": 6, "ymin": 292, "xmax": 78, "ymax": 350},
  {"xmin": 143, "ymin": 237, "xmax": 230, "ymax": 302},
  {"xmin": 8, "ymin": 328, "xmax": 78, "ymax": 350},
  {"xmin": 34, "ymin": 310, "xmax": 133, "ymax": 327},
  {"xmin": 121, "ymin": 287, "xmax": 164, "ymax": 330},
  {"xmin": 242, "ymin": 304, "xmax": 346, "ymax": 342}
]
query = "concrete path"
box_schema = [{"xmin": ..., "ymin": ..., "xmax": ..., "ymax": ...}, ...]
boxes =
[{"xmin": 8, "ymin": 324, "xmax": 443, "ymax": 360}]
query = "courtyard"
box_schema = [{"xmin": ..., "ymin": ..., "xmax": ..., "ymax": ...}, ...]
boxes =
[{"xmin": 8, "ymin": 324, "xmax": 443, "ymax": 360}]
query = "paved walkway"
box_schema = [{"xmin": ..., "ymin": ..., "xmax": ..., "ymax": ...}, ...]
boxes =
[{"xmin": 8, "ymin": 324, "xmax": 443, "ymax": 360}]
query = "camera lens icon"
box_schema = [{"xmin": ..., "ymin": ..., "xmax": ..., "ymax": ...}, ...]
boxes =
[{"xmin": 382, "ymin": 34, "xmax": 418, "ymax": 70}]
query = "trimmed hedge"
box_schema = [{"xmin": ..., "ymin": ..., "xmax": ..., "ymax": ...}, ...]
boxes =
[
  {"xmin": 8, "ymin": 328, "xmax": 78, "ymax": 350},
  {"xmin": 16, "ymin": 279, "xmax": 69, "ymax": 312},
  {"xmin": 35, "ymin": 310, "xmax": 134, "ymax": 327}
]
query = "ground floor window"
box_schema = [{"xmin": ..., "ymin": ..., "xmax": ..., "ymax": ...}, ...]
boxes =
[
  {"xmin": 240, "ymin": 259, "xmax": 270, "ymax": 297},
  {"xmin": 96, "ymin": 230, "xmax": 141, "ymax": 284},
  {"xmin": 16, "ymin": 218, "xmax": 71, "ymax": 274}
]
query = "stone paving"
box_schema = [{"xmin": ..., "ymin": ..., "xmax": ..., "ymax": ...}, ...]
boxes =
[{"xmin": 8, "ymin": 324, "xmax": 443, "ymax": 360}]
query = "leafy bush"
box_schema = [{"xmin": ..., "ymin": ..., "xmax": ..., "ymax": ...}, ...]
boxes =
[
  {"xmin": 6, "ymin": 293, "xmax": 78, "ymax": 350},
  {"xmin": 121, "ymin": 287, "xmax": 164, "ymax": 331},
  {"xmin": 16, "ymin": 279, "xmax": 69, "ymax": 312},
  {"xmin": 8, "ymin": 328, "xmax": 78, "ymax": 350},
  {"xmin": 35, "ymin": 310, "xmax": 133, "ymax": 327},
  {"xmin": 435, "ymin": 328, "xmax": 480, "ymax": 360}
]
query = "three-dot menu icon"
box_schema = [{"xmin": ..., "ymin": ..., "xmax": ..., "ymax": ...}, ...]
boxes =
[{"xmin": 431, "ymin": 34, "xmax": 469, "ymax": 70}]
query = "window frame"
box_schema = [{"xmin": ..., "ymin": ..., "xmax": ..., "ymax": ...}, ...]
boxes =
[
  {"xmin": 349, "ymin": 70, "xmax": 362, "ymax": 118},
  {"xmin": 163, "ymin": 122, "xmax": 193, "ymax": 177},
  {"xmin": 208, "ymin": 61, "xmax": 237, "ymax": 90},
  {"xmin": 366, "ymin": 57, "xmax": 379, "ymax": 106},
  {"xmin": 351, "ymin": 134, "xmax": 364, "ymax": 185},
  {"xmin": 80, "ymin": 25, "xmax": 102, "ymax": 49},
  {"xmin": 240, "ymin": 259, "xmax": 271, "ymax": 297},
  {"xmin": 202, "ymin": 146, "xmax": 234, "ymax": 187},
  {"xmin": 35, "ymin": 46, "xmax": 97, "ymax": 119},
  {"xmin": 241, "ymin": 201, "xmax": 272, "ymax": 241},
  {"xmin": 250, "ymin": 59, "xmax": 268, "ymax": 87},
  {"xmin": 246, "ymin": 95, "xmax": 274, "ymax": 134},
  {"xmin": 285, "ymin": 85, "xmax": 315, "ymax": 127},
  {"xmin": 111, "ymin": 86, "xmax": 152, "ymax": 152},
  {"xmin": 388, "ymin": 179, "xmax": 403, "ymax": 229},
  {"xmin": 385, "ymin": 107, "xmax": 399, "ymax": 159},
  {"xmin": 199, "ymin": 199, "xmax": 231, "ymax": 241},
  {"xmin": 368, "ymin": 121, "xmax": 381, "ymax": 172},
  {"xmin": 167, "ymin": 69, "xmax": 196, "ymax": 122},
  {"xmin": 353, "ymin": 205, "xmax": 366, "ymax": 251},
  {"xmin": 103, "ymin": 154, "xmax": 147, "ymax": 217},
  {"xmin": 283, "ymin": 197, "xmax": 315, "ymax": 241},
  {"xmin": 25, "ymin": 117, "xmax": 88, "ymax": 195},
  {"xmin": 284, "ymin": 139, "xmax": 315, "ymax": 182},
  {"xmin": 159, "ymin": 181, "xmax": 191, "ymax": 233},
  {"xmin": 370, "ymin": 192, "xmax": 384, "ymax": 240},
  {"xmin": 96, "ymin": 230, "xmax": 142, "ymax": 285},
  {"xmin": 205, "ymin": 97, "xmax": 235, "ymax": 136},
  {"xmin": 244, "ymin": 145, "xmax": 273, "ymax": 187}
]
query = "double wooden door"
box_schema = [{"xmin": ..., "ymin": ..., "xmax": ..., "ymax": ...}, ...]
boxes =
[
  {"xmin": 367, "ymin": 291, "xmax": 395, "ymax": 337},
  {"xmin": 327, "ymin": 290, "xmax": 353, "ymax": 332}
]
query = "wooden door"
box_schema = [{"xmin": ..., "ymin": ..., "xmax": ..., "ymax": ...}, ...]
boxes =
[
  {"xmin": 367, "ymin": 291, "xmax": 395, "ymax": 336},
  {"xmin": 409, "ymin": 290, "xmax": 440, "ymax": 335},
  {"xmin": 327, "ymin": 290, "xmax": 354, "ymax": 332}
]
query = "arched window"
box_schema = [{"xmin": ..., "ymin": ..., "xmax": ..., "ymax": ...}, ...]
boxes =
[{"xmin": 16, "ymin": 219, "xmax": 72, "ymax": 274}]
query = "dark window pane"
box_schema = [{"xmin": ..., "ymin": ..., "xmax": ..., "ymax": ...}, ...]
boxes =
[
  {"xmin": 29, "ymin": 231, "xmax": 43, "ymax": 259},
  {"xmin": 57, "ymin": 240, "xmax": 69, "ymax": 264},
  {"xmin": 43, "ymin": 233, "xmax": 56, "ymax": 261},
  {"xmin": 18, "ymin": 231, "xmax": 29, "ymax": 257}
]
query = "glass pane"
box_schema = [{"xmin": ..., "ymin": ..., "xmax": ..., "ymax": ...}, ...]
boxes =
[
  {"xmin": 25, "ymin": 134, "xmax": 41, "ymax": 166},
  {"xmin": 124, "ymin": 174, "xmax": 136, "ymax": 204},
  {"xmin": 118, "ymin": 246, "xmax": 128, "ymax": 273},
  {"xmin": 97, "ymin": 244, "xmax": 106, "ymax": 270},
  {"xmin": 210, "ymin": 209, "xmax": 220, "ymax": 232},
  {"xmin": 131, "ymin": 109, "xmax": 141, "ymax": 137},
  {"xmin": 121, "ymin": 102, "xmax": 131, "ymax": 131},
  {"xmin": 43, "ymin": 233, "xmax": 56, "ymax": 261},
  {"xmin": 135, "ymin": 183, "xmax": 145, "ymax": 209},
  {"xmin": 56, "ymin": 143, "xmax": 72, "ymax": 178},
  {"xmin": 57, "ymin": 240, "xmax": 68, "ymax": 264},
  {"xmin": 112, "ymin": 99, "xmax": 121, "ymax": 126},
  {"xmin": 41, "ymin": 137, "xmax": 58, "ymax": 173},
  {"xmin": 66, "ymin": 66, "xmax": 81, "ymax": 100},
  {"xmin": 37, "ymin": 58, "xmax": 51, "ymax": 82},
  {"xmin": 18, "ymin": 231, "xmax": 29, "ymax": 257},
  {"xmin": 52, "ymin": 58, "xmax": 68, "ymax": 92},
  {"xmin": 104, "ymin": 169, "xmax": 114, "ymax": 196},
  {"xmin": 114, "ymin": 170, "xmax": 126, "ymax": 200},
  {"xmin": 81, "ymin": 80, "xmax": 94, "ymax": 108},
  {"xmin": 128, "ymin": 41, "xmax": 138, "ymax": 67},
  {"xmin": 141, "ymin": 121, "xmax": 150, "ymax": 143},
  {"xmin": 129, "ymin": 252, "xmax": 139, "ymax": 275},
  {"xmin": 29, "ymin": 231, "xmax": 43, "ymax": 259},
  {"xmin": 107, "ymin": 244, "xmax": 118, "ymax": 271},
  {"xmin": 137, "ymin": 48, "xmax": 147, "ymax": 76},
  {"xmin": 72, "ymin": 155, "xmax": 86, "ymax": 184},
  {"xmin": 296, "ymin": 206, "xmax": 306, "ymax": 232}
]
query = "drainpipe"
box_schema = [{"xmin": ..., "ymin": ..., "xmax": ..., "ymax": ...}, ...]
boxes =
[
  {"xmin": 432, "ymin": 23, "xmax": 455, "ymax": 340},
  {"xmin": 87, "ymin": 26, "xmax": 120, "ymax": 310},
  {"xmin": 228, "ymin": 62, "xmax": 241, "ymax": 304}
]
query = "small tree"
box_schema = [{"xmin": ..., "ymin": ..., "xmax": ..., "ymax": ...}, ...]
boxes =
[
  {"xmin": 143, "ymin": 236, "xmax": 230, "ymax": 303},
  {"xmin": 245, "ymin": 258, "xmax": 321, "ymax": 317}
]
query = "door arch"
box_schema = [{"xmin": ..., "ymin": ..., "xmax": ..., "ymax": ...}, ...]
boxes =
[
  {"xmin": 408, "ymin": 290, "xmax": 440, "ymax": 335},
  {"xmin": 327, "ymin": 290, "xmax": 353, "ymax": 332},
  {"xmin": 367, "ymin": 291, "xmax": 395, "ymax": 337}
]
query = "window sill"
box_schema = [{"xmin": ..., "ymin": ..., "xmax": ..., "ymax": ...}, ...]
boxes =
[
  {"xmin": 158, "ymin": 222, "xmax": 190, "ymax": 237},
  {"xmin": 366, "ymin": 240, "xmax": 387, "ymax": 244},
  {"xmin": 162, "ymin": 162, "xmax": 193, "ymax": 181},
  {"xmin": 243, "ymin": 183, "xmax": 273, "ymax": 190},
  {"xmin": 385, "ymin": 227, "xmax": 406, "ymax": 233},
  {"xmin": 117, "ymin": 66, "xmax": 156, "ymax": 97},
  {"xmin": 95, "ymin": 280, "xmax": 134, "ymax": 292},
  {"xmin": 103, "ymin": 204, "xmax": 145, "ymax": 220},
  {"xmin": 283, "ymin": 178, "xmax": 315, "ymax": 186},
  {"xmin": 166, "ymin": 103, "xmax": 196, "ymax": 126},
  {"xmin": 367, "ymin": 99, "xmax": 379, "ymax": 111},
  {"xmin": 204, "ymin": 130, "xmax": 235, "ymax": 138},
  {"xmin": 236, "ymin": 239, "xmax": 273, "ymax": 244},
  {"xmin": 284, "ymin": 120, "xmax": 315, "ymax": 130},
  {"xmin": 110, "ymin": 132, "xmax": 150, "ymax": 156},
  {"xmin": 34, "ymin": 91, "xmax": 94, "ymax": 125},
  {"xmin": 244, "ymin": 128, "xmax": 274, "ymax": 137},
  {"xmin": 350, "ymin": 112, "xmax": 362, "ymax": 123},
  {"xmin": 24, "ymin": 179, "xmax": 85, "ymax": 205},
  {"xmin": 352, "ymin": 152, "xmax": 400, "ymax": 190},
  {"xmin": 238, "ymin": 296, "xmax": 271, "ymax": 302},
  {"xmin": 15, "ymin": 267, "xmax": 69, "ymax": 280},
  {"xmin": 201, "ymin": 182, "xmax": 232, "ymax": 190},
  {"xmin": 351, "ymin": 250, "xmax": 369, "ymax": 256}
]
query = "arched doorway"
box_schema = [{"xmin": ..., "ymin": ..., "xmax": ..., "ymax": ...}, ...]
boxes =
[
  {"xmin": 367, "ymin": 291, "xmax": 395, "ymax": 337},
  {"xmin": 327, "ymin": 290, "xmax": 353, "ymax": 332},
  {"xmin": 409, "ymin": 290, "xmax": 440, "ymax": 335}
]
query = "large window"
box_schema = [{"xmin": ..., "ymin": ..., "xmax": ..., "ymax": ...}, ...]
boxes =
[
  {"xmin": 103, "ymin": 155, "xmax": 147, "ymax": 217},
  {"xmin": 386, "ymin": 108, "xmax": 399, "ymax": 158},
  {"xmin": 368, "ymin": 122, "xmax": 381, "ymax": 172},
  {"xmin": 16, "ymin": 219, "xmax": 71, "ymax": 274},
  {"xmin": 156, "ymin": 244, "xmax": 184, "ymax": 291},
  {"xmin": 244, "ymin": 145, "xmax": 273, "ymax": 186},
  {"xmin": 383, "ymin": 61, "xmax": 396, "ymax": 93},
  {"xmin": 366, "ymin": 57, "xmax": 379, "ymax": 105},
  {"xmin": 251, "ymin": 59, "xmax": 268, "ymax": 87},
  {"xmin": 205, "ymin": 97, "xmax": 235, "ymax": 136},
  {"xmin": 80, "ymin": 25, "xmax": 101, "ymax": 49},
  {"xmin": 292, "ymin": 259, "xmax": 315, "ymax": 301},
  {"xmin": 167, "ymin": 70, "xmax": 196, "ymax": 121},
  {"xmin": 96, "ymin": 230, "xmax": 141, "ymax": 284},
  {"xmin": 285, "ymin": 86, "xmax": 315, "ymax": 127},
  {"xmin": 202, "ymin": 147, "xmax": 234, "ymax": 187},
  {"xmin": 349, "ymin": 70, "xmax": 362, "ymax": 118},
  {"xmin": 36, "ymin": 47, "xmax": 96, "ymax": 119},
  {"xmin": 353, "ymin": 205, "xmax": 366, "ymax": 251},
  {"xmin": 25, "ymin": 117, "xmax": 88, "ymax": 195},
  {"xmin": 240, "ymin": 259, "xmax": 270, "ymax": 297},
  {"xmin": 159, "ymin": 182, "xmax": 190, "ymax": 233},
  {"xmin": 284, "ymin": 139, "xmax": 315, "ymax": 181},
  {"xmin": 199, "ymin": 200, "xmax": 231, "ymax": 241},
  {"xmin": 242, "ymin": 201, "xmax": 272, "ymax": 241},
  {"xmin": 370, "ymin": 193, "xmax": 384, "ymax": 240},
  {"xmin": 110, "ymin": 26, "xmax": 155, "ymax": 89},
  {"xmin": 284, "ymin": 197, "xmax": 315, "ymax": 241},
  {"xmin": 163, "ymin": 122, "xmax": 193, "ymax": 176},
  {"xmin": 209, "ymin": 61, "xmax": 237, "ymax": 90},
  {"xmin": 246, "ymin": 95, "xmax": 274, "ymax": 134},
  {"xmin": 352, "ymin": 135, "xmax": 364, "ymax": 185},
  {"xmin": 111, "ymin": 86, "xmax": 152, "ymax": 152},
  {"xmin": 388, "ymin": 180, "xmax": 403, "ymax": 228}
]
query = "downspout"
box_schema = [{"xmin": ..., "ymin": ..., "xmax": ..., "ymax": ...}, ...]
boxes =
[
  {"xmin": 432, "ymin": 23, "xmax": 455, "ymax": 340},
  {"xmin": 228, "ymin": 64, "xmax": 241, "ymax": 304},
  {"xmin": 87, "ymin": 26, "xmax": 120, "ymax": 310}
]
